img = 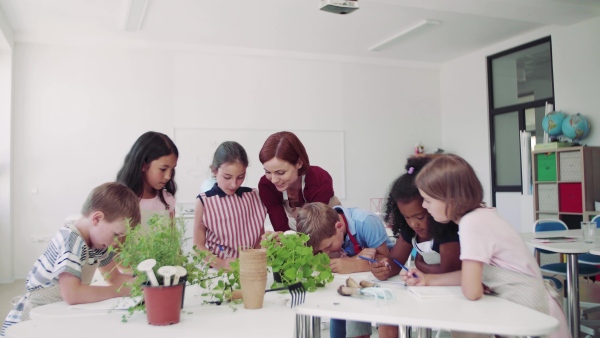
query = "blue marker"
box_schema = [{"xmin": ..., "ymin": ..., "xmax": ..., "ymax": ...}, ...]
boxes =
[
  {"xmin": 358, "ymin": 255, "xmax": 378, "ymax": 263},
  {"xmin": 393, "ymin": 259, "xmax": 419, "ymax": 279},
  {"xmin": 218, "ymin": 245, "xmax": 231, "ymax": 258}
]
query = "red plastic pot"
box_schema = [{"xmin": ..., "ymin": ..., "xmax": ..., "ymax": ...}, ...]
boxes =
[{"xmin": 142, "ymin": 281, "xmax": 184, "ymax": 326}]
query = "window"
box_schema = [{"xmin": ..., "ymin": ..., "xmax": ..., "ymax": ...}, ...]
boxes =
[{"xmin": 487, "ymin": 37, "xmax": 554, "ymax": 205}]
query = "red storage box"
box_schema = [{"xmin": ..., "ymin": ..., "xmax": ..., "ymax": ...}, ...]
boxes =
[{"xmin": 559, "ymin": 183, "xmax": 582, "ymax": 213}]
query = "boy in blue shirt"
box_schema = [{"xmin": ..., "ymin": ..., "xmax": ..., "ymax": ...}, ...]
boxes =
[
  {"xmin": 296, "ymin": 202, "xmax": 393, "ymax": 338},
  {"xmin": 296, "ymin": 202, "xmax": 393, "ymax": 273}
]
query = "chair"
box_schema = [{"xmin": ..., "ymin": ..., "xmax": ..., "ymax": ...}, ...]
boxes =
[
  {"xmin": 533, "ymin": 219, "xmax": 570, "ymax": 266},
  {"xmin": 533, "ymin": 219, "xmax": 600, "ymax": 335},
  {"xmin": 533, "ymin": 220, "xmax": 600, "ymax": 279}
]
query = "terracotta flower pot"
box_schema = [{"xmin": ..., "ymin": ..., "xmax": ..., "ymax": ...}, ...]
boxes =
[{"xmin": 142, "ymin": 281, "xmax": 184, "ymax": 326}]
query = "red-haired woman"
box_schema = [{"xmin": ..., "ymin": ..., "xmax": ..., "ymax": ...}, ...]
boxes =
[{"xmin": 258, "ymin": 131, "xmax": 340, "ymax": 232}]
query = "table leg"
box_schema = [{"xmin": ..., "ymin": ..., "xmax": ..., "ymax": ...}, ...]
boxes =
[
  {"xmin": 566, "ymin": 254, "xmax": 580, "ymax": 338},
  {"xmin": 294, "ymin": 314, "xmax": 321, "ymax": 338}
]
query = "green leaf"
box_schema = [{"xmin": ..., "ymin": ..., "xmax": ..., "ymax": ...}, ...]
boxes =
[{"xmin": 260, "ymin": 230, "xmax": 333, "ymax": 291}]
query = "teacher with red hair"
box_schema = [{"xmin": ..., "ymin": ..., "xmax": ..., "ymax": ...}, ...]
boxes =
[{"xmin": 258, "ymin": 131, "xmax": 340, "ymax": 232}]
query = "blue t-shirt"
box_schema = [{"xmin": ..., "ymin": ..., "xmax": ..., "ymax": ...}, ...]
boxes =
[{"xmin": 334, "ymin": 206, "xmax": 394, "ymax": 257}]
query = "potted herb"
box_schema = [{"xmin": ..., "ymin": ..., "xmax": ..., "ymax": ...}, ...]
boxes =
[
  {"xmin": 113, "ymin": 214, "xmax": 212, "ymax": 325},
  {"xmin": 260, "ymin": 232, "xmax": 334, "ymax": 292}
]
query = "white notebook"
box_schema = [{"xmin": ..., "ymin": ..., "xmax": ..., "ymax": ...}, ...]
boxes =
[
  {"xmin": 407, "ymin": 286, "xmax": 463, "ymax": 298},
  {"xmin": 370, "ymin": 273, "xmax": 406, "ymax": 286}
]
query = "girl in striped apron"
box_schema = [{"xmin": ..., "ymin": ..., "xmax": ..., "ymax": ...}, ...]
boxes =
[{"xmin": 193, "ymin": 141, "xmax": 267, "ymax": 270}]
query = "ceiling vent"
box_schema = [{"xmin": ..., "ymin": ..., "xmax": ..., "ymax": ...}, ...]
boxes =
[{"xmin": 320, "ymin": 0, "xmax": 359, "ymax": 15}]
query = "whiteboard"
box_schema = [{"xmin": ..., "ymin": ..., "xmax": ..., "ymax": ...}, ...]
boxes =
[{"xmin": 174, "ymin": 128, "xmax": 345, "ymax": 204}]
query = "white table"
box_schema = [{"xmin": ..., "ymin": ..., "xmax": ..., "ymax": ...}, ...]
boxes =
[
  {"xmin": 294, "ymin": 273, "xmax": 559, "ymax": 338},
  {"xmin": 6, "ymin": 272, "xmax": 559, "ymax": 338},
  {"xmin": 8, "ymin": 284, "xmax": 297, "ymax": 338},
  {"xmin": 522, "ymin": 229, "xmax": 600, "ymax": 338},
  {"xmin": 589, "ymin": 248, "xmax": 600, "ymax": 256}
]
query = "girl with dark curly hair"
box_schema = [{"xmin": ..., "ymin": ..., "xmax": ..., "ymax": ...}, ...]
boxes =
[{"xmin": 371, "ymin": 155, "xmax": 462, "ymax": 338}]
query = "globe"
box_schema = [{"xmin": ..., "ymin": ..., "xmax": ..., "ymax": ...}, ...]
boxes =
[
  {"xmin": 542, "ymin": 111, "xmax": 567, "ymax": 136},
  {"xmin": 562, "ymin": 113, "xmax": 591, "ymax": 141}
]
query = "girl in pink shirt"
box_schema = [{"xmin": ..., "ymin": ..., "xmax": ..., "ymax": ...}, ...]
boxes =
[
  {"xmin": 403, "ymin": 154, "xmax": 570, "ymax": 338},
  {"xmin": 117, "ymin": 131, "xmax": 178, "ymax": 220}
]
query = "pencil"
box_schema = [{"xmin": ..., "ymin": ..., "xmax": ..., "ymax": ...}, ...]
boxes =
[
  {"xmin": 358, "ymin": 255, "xmax": 378, "ymax": 263},
  {"xmin": 392, "ymin": 258, "xmax": 419, "ymax": 278}
]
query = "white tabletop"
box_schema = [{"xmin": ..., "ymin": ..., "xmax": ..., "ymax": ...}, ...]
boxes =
[
  {"xmin": 9, "ymin": 284, "xmax": 296, "ymax": 338},
  {"xmin": 521, "ymin": 229, "xmax": 599, "ymax": 253},
  {"xmin": 296, "ymin": 273, "xmax": 559, "ymax": 337},
  {"xmin": 7, "ymin": 272, "xmax": 559, "ymax": 338},
  {"xmin": 589, "ymin": 248, "xmax": 600, "ymax": 255}
]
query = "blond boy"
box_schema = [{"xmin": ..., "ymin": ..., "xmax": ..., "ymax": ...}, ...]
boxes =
[{"xmin": 2, "ymin": 182, "xmax": 140, "ymax": 336}]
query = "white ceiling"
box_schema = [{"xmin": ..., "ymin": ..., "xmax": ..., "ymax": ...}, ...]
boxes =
[{"xmin": 1, "ymin": 0, "xmax": 600, "ymax": 65}]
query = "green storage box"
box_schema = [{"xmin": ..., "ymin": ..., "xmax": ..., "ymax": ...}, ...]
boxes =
[{"xmin": 537, "ymin": 153, "xmax": 556, "ymax": 181}]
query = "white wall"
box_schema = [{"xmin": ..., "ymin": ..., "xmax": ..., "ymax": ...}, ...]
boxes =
[
  {"xmin": 0, "ymin": 6, "xmax": 13, "ymax": 283},
  {"xmin": 0, "ymin": 5, "xmax": 13, "ymax": 50},
  {"xmin": 440, "ymin": 16, "xmax": 600, "ymax": 232},
  {"xmin": 552, "ymin": 17, "xmax": 600, "ymax": 135},
  {"xmin": 10, "ymin": 43, "xmax": 441, "ymax": 278}
]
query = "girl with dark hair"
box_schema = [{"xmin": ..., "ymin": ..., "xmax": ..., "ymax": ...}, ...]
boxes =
[
  {"xmin": 258, "ymin": 131, "xmax": 339, "ymax": 232},
  {"xmin": 116, "ymin": 131, "xmax": 178, "ymax": 220},
  {"xmin": 371, "ymin": 156, "xmax": 461, "ymax": 338},
  {"xmin": 194, "ymin": 141, "xmax": 266, "ymax": 269}
]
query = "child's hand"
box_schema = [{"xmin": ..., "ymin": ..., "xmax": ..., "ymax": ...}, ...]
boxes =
[
  {"xmin": 118, "ymin": 282, "xmax": 133, "ymax": 296},
  {"xmin": 356, "ymin": 248, "xmax": 376, "ymax": 260},
  {"xmin": 400, "ymin": 267, "xmax": 427, "ymax": 286},
  {"xmin": 219, "ymin": 258, "xmax": 237, "ymax": 270},
  {"xmin": 371, "ymin": 258, "xmax": 392, "ymax": 281},
  {"xmin": 260, "ymin": 231, "xmax": 283, "ymax": 245},
  {"xmin": 329, "ymin": 258, "xmax": 356, "ymax": 274}
]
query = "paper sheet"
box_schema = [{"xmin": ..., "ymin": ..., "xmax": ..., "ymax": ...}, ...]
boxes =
[
  {"xmin": 68, "ymin": 296, "xmax": 142, "ymax": 310},
  {"xmin": 407, "ymin": 286, "xmax": 463, "ymax": 298},
  {"xmin": 370, "ymin": 274, "xmax": 406, "ymax": 286}
]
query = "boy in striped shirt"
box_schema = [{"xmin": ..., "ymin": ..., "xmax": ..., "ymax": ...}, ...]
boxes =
[{"xmin": 2, "ymin": 182, "xmax": 141, "ymax": 336}]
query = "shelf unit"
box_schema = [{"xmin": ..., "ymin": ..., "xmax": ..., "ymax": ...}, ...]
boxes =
[{"xmin": 532, "ymin": 146, "xmax": 600, "ymax": 229}]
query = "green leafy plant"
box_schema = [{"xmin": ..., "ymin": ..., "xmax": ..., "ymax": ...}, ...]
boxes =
[
  {"xmin": 260, "ymin": 232, "xmax": 334, "ymax": 292},
  {"xmin": 112, "ymin": 214, "xmax": 240, "ymax": 321},
  {"xmin": 200, "ymin": 259, "xmax": 240, "ymax": 305}
]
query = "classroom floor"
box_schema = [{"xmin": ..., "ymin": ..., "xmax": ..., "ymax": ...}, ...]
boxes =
[
  {"xmin": 1, "ymin": 278, "xmax": 599, "ymax": 337},
  {"xmin": 0, "ymin": 279, "xmax": 24, "ymax": 320}
]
